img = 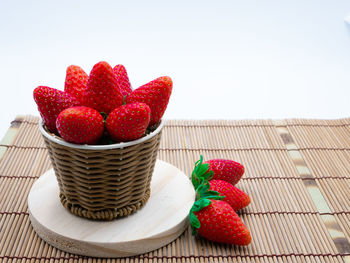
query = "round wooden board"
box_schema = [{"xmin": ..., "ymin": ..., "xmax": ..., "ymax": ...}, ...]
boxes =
[{"xmin": 28, "ymin": 160, "xmax": 195, "ymax": 258}]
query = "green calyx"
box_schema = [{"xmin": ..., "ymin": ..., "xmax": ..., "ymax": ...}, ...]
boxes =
[
  {"xmin": 189, "ymin": 155, "xmax": 225, "ymax": 235},
  {"xmin": 191, "ymin": 155, "xmax": 213, "ymax": 190},
  {"xmin": 100, "ymin": 112, "xmax": 108, "ymax": 122},
  {"xmin": 189, "ymin": 198, "xmax": 211, "ymax": 235},
  {"xmin": 191, "ymin": 155, "xmax": 224, "ymax": 200}
]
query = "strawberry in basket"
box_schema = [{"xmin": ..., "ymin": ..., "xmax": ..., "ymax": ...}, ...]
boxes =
[
  {"xmin": 34, "ymin": 61, "xmax": 173, "ymax": 145},
  {"xmin": 56, "ymin": 106, "xmax": 104, "ymax": 144},
  {"xmin": 82, "ymin": 61, "xmax": 124, "ymax": 114},
  {"xmin": 33, "ymin": 86, "xmax": 80, "ymax": 134},
  {"xmin": 64, "ymin": 65, "xmax": 88, "ymax": 103},
  {"xmin": 106, "ymin": 102, "xmax": 151, "ymax": 142},
  {"xmin": 126, "ymin": 76, "xmax": 173, "ymax": 126},
  {"xmin": 113, "ymin": 64, "xmax": 132, "ymax": 97}
]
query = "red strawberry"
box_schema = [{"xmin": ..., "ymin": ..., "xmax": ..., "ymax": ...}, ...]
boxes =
[
  {"xmin": 209, "ymin": 180, "xmax": 250, "ymax": 211},
  {"xmin": 106, "ymin": 102, "xmax": 151, "ymax": 142},
  {"xmin": 126, "ymin": 76, "xmax": 172, "ymax": 126},
  {"xmin": 82, "ymin": 61, "xmax": 123, "ymax": 114},
  {"xmin": 205, "ymin": 159, "xmax": 245, "ymax": 186},
  {"xmin": 113, "ymin": 64, "xmax": 132, "ymax": 96},
  {"xmin": 56, "ymin": 106, "xmax": 104, "ymax": 144},
  {"xmin": 190, "ymin": 199, "xmax": 251, "ymax": 245},
  {"xmin": 64, "ymin": 65, "xmax": 88, "ymax": 102},
  {"xmin": 33, "ymin": 86, "xmax": 80, "ymax": 134}
]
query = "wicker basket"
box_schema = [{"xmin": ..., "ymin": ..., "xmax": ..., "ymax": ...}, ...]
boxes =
[{"xmin": 39, "ymin": 120, "xmax": 163, "ymax": 221}]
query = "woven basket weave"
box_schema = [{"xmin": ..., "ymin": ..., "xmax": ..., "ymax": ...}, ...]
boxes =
[{"xmin": 39, "ymin": 120, "xmax": 163, "ymax": 221}]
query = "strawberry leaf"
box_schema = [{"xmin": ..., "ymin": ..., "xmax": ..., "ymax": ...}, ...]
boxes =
[
  {"xmin": 200, "ymin": 190, "xmax": 225, "ymax": 200},
  {"xmin": 193, "ymin": 198, "xmax": 211, "ymax": 211},
  {"xmin": 189, "ymin": 212, "xmax": 200, "ymax": 228},
  {"xmin": 191, "ymin": 155, "xmax": 213, "ymax": 190},
  {"xmin": 196, "ymin": 163, "xmax": 209, "ymax": 176},
  {"xmin": 196, "ymin": 180, "xmax": 210, "ymax": 193},
  {"xmin": 189, "ymin": 198, "xmax": 212, "ymax": 235},
  {"xmin": 195, "ymin": 178, "xmax": 224, "ymax": 200}
]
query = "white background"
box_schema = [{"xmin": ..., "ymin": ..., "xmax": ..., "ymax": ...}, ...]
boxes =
[{"xmin": 0, "ymin": 0, "xmax": 349, "ymax": 139}]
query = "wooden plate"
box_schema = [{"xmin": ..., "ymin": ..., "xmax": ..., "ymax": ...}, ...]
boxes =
[{"xmin": 28, "ymin": 160, "xmax": 195, "ymax": 258}]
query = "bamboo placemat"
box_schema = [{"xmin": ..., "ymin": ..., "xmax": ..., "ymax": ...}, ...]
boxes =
[{"xmin": 1, "ymin": 115, "xmax": 350, "ymax": 262}]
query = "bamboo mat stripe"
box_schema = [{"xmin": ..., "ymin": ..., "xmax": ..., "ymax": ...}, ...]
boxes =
[
  {"xmin": 275, "ymin": 120, "xmax": 350, "ymax": 263},
  {"xmin": 0, "ymin": 121, "xmax": 20, "ymax": 160},
  {"xmin": 1, "ymin": 115, "xmax": 350, "ymax": 263}
]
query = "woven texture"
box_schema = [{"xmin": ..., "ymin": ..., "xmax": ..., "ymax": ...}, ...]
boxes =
[
  {"xmin": 1, "ymin": 115, "xmax": 350, "ymax": 262},
  {"xmin": 42, "ymin": 125, "xmax": 161, "ymax": 220}
]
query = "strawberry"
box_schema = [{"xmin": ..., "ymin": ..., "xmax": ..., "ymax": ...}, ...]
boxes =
[
  {"xmin": 190, "ymin": 199, "xmax": 251, "ymax": 245},
  {"xmin": 209, "ymin": 180, "xmax": 251, "ymax": 211},
  {"xmin": 106, "ymin": 102, "xmax": 151, "ymax": 142},
  {"xmin": 33, "ymin": 86, "xmax": 80, "ymax": 134},
  {"xmin": 82, "ymin": 61, "xmax": 123, "ymax": 114},
  {"xmin": 204, "ymin": 159, "xmax": 245, "ymax": 186},
  {"xmin": 126, "ymin": 76, "xmax": 172, "ymax": 126},
  {"xmin": 113, "ymin": 64, "xmax": 132, "ymax": 96},
  {"xmin": 189, "ymin": 156, "xmax": 252, "ymax": 246},
  {"xmin": 64, "ymin": 65, "xmax": 88, "ymax": 102},
  {"xmin": 56, "ymin": 106, "xmax": 104, "ymax": 144}
]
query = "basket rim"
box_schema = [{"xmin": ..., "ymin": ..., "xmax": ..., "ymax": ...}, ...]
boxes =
[{"xmin": 39, "ymin": 119, "xmax": 164, "ymax": 150}]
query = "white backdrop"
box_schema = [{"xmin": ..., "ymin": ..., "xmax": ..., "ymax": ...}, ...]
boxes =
[{"xmin": 0, "ymin": 0, "xmax": 349, "ymax": 139}]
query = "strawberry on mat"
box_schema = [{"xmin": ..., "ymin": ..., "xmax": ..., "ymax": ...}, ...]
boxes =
[
  {"xmin": 204, "ymin": 159, "xmax": 245, "ymax": 186},
  {"xmin": 209, "ymin": 180, "xmax": 251, "ymax": 211},
  {"xmin": 190, "ymin": 199, "xmax": 251, "ymax": 245},
  {"xmin": 189, "ymin": 155, "xmax": 252, "ymax": 246}
]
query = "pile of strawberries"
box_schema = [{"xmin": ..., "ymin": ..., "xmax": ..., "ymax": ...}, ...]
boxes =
[
  {"xmin": 33, "ymin": 62, "xmax": 173, "ymax": 144},
  {"xmin": 189, "ymin": 156, "xmax": 252, "ymax": 246}
]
